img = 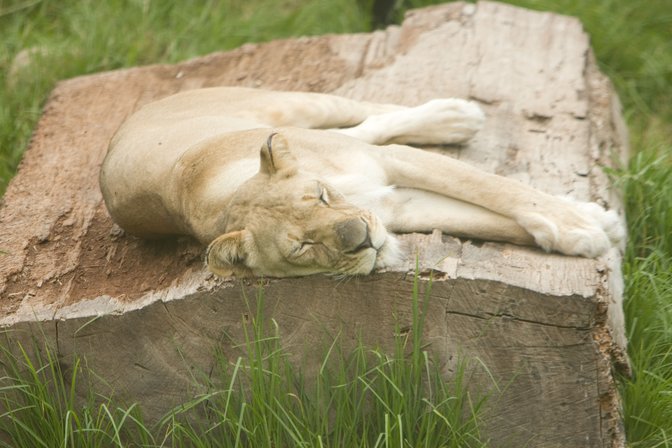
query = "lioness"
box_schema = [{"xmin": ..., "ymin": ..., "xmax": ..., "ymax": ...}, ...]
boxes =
[{"xmin": 100, "ymin": 87, "xmax": 623, "ymax": 277}]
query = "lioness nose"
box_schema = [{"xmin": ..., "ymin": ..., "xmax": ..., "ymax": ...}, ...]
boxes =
[{"xmin": 336, "ymin": 218, "xmax": 372, "ymax": 253}]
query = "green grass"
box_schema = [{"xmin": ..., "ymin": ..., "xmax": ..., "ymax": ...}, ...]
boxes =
[
  {"xmin": 1, "ymin": 0, "xmax": 671, "ymax": 446},
  {"xmin": 0, "ymin": 339, "xmax": 153, "ymax": 447},
  {"xmin": 617, "ymin": 142, "xmax": 672, "ymax": 446},
  {"xmin": 1, "ymin": 279, "xmax": 488, "ymax": 447}
]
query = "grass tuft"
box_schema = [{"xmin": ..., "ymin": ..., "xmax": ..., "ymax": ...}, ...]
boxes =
[
  {"xmin": 0, "ymin": 278, "xmax": 489, "ymax": 447},
  {"xmin": 159, "ymin": 278, "xmax": 488, "ymax": 447},
  {"xmin": 0, "ymin": 335, "xmax": 153, "ymax": 447},
  {"xmin": 616, "ymin": 142, "xmax": 672, "ymax": 447}
]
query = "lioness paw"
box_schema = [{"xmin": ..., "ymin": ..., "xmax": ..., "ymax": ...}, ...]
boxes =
[
  {"xmin": 339, "ymin": 98, "xmax": 484, "ymax": 146},
  {"xmin": 392, "ymin": 98, "xmax": 485, "ymax": 145},
  {"xmin": 517, "ymin": 197, "xmax": 624, "ymax": 258}
]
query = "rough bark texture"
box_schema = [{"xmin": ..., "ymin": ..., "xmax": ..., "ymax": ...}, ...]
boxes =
[{"xmin": 0, "ymin": 2, "xmax": 629, "ymax": 447}]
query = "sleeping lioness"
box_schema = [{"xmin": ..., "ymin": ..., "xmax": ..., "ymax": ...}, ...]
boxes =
[{"xmin": 100, "ymin": 87, "xmax": 623, "ymax": 277}]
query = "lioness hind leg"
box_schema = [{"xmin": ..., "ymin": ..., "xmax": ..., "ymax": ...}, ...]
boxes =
[{"xmin": 333, "ymin": 99, "xmax": 485, "ymax": 145}]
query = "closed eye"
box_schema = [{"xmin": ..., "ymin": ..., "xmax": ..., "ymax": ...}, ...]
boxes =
[
  {"xmin": 319, "ymin": 188, "xmax": 329, "ymax": 206},
  {"xmin": 292, "ymin": 240, "xmax": 316, "ymax": 256}
]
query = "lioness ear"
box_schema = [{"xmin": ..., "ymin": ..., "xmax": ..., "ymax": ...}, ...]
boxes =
[
  {"xmin": 205, "ymin": 230, "xmax": 250, "ymax": 276},
  {"xmin": 259, "ymin": 132, "xmax": 298, "ymax": 177}
]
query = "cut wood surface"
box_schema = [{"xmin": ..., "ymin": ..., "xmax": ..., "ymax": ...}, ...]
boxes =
[{"xmin": 0, "ymin": 2, "xmax": 628, "ymax": 447}]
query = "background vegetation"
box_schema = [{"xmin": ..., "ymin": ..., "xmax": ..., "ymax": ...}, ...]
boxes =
[{"xmin": 1, "ymin": 0, "xmax": 670, "ymax": 446}]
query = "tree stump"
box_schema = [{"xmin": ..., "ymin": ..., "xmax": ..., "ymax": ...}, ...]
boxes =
[{"xmin": 0, "ymin": 2, "xmax": 629, "ymax": 447}]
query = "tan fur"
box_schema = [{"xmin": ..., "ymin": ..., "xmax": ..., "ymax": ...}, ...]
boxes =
[{"xmin": 100, "ymin": 87, "xmax": 624, "ymax": 277}]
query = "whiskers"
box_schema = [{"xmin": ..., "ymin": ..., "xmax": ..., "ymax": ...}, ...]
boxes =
[
  {"xmin": 328, "ymin": 272, "xmax": 357, "ymax": 286},
  {"xmin": 326, "ymin": 249, "xmax": 378, "ymax": 284}
]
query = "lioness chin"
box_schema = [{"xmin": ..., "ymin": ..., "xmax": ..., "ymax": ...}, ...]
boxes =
[{"xmin": 100, "ymin": 87, "xmax": 624, "ymax": 278}]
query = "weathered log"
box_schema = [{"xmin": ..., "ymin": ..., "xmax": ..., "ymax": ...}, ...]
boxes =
[{"xmin": 0, "ymin": 2, "xmax": 628, "ymax": 447}]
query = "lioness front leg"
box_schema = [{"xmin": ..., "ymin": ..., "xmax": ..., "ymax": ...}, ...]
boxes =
[
  {"xmin": 333, "ymin": 98, "xmax": 484, "ymax": 145},
  {"xmin": 232, "ymin": 89, "xmax": 406, "ymax": 129},
  {"xmin": 376, "ymin": 188, "xmax": 534, "ymax": 246},
  {"xmin": 376, "ymin": 145, "xmax": 624, "ymax": 257}
]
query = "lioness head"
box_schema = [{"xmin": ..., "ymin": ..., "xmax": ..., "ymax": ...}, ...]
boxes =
[{"xmin": 205, "ymin": 133, "xmax": 400, "ymax": 277}]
